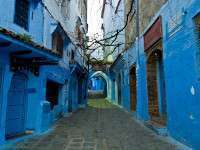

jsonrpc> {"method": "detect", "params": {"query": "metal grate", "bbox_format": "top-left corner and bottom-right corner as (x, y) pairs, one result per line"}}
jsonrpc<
(14, 0), (30, 30)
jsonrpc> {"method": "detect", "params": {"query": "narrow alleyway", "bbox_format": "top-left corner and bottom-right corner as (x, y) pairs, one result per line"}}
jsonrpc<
(0, 99), (180, 150)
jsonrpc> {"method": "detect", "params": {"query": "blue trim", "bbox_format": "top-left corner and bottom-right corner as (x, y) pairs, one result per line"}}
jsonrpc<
(0, 34), (59, 61)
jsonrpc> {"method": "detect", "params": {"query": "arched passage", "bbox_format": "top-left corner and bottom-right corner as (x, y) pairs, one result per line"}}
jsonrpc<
(88, 71), (111, 99)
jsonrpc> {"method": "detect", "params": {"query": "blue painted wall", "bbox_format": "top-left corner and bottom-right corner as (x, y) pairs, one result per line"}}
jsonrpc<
(0, 0), (44, 44)
(108, 0), (200, 149)
(0, 0), (88, 143)
(90, 77), (106, 91)
(0, 54), (13, 143)
(161, 1), (200, 149)
(109, 55), (130, 110)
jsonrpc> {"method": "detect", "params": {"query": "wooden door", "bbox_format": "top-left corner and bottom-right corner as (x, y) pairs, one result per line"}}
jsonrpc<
(130, 66), (137, 111)
(147, 51), (161, 117)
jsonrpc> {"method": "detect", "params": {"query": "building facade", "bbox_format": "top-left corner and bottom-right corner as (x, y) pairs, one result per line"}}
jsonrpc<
(100, 0), (200, 149)
(101, 0), (125, 62)
(0, 0), (88, 143)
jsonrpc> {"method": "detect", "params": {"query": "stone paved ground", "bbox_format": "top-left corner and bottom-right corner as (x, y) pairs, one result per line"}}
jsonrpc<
(1, 99), (181, 150)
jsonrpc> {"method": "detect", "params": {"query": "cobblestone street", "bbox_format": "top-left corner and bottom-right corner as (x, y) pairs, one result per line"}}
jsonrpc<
(1, 99), (181, 150)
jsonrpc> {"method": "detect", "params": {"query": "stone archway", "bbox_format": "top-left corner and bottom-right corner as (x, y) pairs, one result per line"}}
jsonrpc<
(89, 71), (111, 99)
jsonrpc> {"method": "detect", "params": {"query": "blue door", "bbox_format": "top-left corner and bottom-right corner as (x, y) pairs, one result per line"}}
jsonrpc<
(6, 73), (27, 138)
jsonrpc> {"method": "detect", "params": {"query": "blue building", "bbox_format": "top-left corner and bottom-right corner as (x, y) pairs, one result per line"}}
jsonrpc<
(101, 0), (200, 149)
(0, 0), (88, 144)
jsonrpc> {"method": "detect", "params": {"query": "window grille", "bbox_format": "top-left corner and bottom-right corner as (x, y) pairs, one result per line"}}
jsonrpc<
(14, 0), (30, 30)
(71, 50), (75, 60)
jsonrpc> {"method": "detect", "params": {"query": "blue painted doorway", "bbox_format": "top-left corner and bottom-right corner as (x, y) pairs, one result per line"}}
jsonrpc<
(6, 73), (27, 138)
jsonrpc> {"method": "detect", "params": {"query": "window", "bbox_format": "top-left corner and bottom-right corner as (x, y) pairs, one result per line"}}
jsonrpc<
(14, 0), (30, 30)
(61, 0), (70, 19)
(52, 32), (64, 55)
(46, 80), (60, 110)
(71, 50), (75, 60)
(61, 0), (67, 18)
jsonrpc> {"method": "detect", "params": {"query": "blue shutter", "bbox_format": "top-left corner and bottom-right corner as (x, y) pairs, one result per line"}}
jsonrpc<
(14, 0), (30, 30)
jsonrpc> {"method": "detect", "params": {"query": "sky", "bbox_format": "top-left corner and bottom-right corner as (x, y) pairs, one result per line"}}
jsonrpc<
(87, 0), (103, 38)
(87, 0), (104, 60)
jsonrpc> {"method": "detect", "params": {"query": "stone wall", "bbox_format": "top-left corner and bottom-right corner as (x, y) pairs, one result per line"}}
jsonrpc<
(139, 0), (166, 33)
(124, 0), (166, 49)
(125, 0), (137, 49)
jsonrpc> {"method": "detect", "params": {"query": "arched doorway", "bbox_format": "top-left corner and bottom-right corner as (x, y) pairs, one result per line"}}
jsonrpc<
(88, 71), (110, 99)
(88, 76), (107, 99)
(130, 66), (137, 111)
(146, 49), (167, 125)
(6, 72), (28, 138)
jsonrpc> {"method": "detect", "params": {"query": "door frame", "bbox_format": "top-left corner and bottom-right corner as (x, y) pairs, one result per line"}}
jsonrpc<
(146, 49), (162, 117)
(146, 45), (167, 125)
(129, 65), (137, 111)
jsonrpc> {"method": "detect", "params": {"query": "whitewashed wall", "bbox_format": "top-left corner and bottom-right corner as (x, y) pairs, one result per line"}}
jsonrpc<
(43, 0), (87, 66)
(103, 0), (125, 62)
